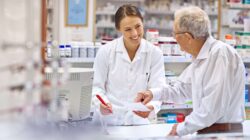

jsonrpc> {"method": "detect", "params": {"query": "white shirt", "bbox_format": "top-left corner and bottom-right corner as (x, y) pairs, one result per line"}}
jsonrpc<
(92, 37), (165, 125)
(153, 37), (246, 136)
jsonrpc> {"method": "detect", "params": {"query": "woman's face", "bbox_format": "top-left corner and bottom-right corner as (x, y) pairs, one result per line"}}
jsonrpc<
(118, 16), (144, 47)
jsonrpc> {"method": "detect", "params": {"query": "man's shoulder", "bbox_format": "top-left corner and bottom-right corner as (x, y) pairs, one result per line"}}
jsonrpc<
(209, 40), (241, 62)
(210, 40), (237, 54)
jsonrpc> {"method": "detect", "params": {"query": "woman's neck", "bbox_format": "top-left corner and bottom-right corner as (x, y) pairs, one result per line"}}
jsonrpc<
(124, 41), (140, 61)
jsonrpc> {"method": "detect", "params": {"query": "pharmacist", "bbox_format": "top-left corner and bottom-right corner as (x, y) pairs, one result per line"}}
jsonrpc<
(135, 6), (246, 136)
(92, 4), (165, 125)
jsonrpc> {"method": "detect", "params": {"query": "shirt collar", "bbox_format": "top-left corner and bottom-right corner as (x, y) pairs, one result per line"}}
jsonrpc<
(115, 36), (149, 53)
(196, 36), (216, 60)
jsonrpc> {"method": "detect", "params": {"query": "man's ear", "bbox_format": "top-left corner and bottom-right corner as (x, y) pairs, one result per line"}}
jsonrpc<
(185, 33), (193, 44)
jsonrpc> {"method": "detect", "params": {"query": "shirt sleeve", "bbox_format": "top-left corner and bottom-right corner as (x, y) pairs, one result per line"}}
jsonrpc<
(152, 64), (193, 103)
(177, 53), (231, 136)
(147, 47), (165, 114)
(92, 46), (110, 107)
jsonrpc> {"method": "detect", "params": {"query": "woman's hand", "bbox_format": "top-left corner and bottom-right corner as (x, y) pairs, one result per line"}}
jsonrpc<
(100, 103), (113, 115)
(133, 105), (154, 118)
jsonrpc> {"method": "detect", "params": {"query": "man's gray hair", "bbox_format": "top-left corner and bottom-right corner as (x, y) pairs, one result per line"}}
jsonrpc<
(174, 6), (211, 39)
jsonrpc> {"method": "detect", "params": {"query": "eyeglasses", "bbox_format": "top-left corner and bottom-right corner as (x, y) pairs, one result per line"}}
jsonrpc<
(172, 31), (194, 39)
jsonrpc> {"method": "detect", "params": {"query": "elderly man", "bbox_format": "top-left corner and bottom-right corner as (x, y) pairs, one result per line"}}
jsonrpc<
(135, 6), (246, 136)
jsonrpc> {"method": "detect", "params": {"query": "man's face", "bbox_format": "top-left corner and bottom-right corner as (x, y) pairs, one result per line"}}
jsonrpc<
(118, 16), (144, 47)
(173, 19), (191, 53)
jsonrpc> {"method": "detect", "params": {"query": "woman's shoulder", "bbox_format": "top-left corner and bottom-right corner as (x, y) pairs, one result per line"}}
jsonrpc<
(101, 37), (121, 50)
(98, 38), (120, 53)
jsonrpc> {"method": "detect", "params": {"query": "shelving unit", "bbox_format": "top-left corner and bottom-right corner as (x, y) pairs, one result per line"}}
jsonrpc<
(227, 3), (250, 9)
(95, 0), (221, 41)
(246, 102), (250, 107)
(220, 1), (250, 39)
(50, 56), (192, 63)
(41, 0), (59, 44)
(161, 104), (192, 110)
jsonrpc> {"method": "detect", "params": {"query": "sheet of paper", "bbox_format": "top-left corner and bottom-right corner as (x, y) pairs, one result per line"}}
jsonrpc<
(124, 102), (150, 112)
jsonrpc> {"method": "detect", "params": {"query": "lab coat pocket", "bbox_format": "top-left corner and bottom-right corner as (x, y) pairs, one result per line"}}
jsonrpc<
(135, 74), (148, 91)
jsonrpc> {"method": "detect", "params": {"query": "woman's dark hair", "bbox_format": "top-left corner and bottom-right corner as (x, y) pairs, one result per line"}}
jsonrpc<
(114, 4), (143, 29)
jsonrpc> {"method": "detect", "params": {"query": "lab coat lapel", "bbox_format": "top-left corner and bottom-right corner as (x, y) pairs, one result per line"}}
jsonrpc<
(116, 37), (131, 63)
(116, 37), (148, 63)
(132, 39), (148, 64)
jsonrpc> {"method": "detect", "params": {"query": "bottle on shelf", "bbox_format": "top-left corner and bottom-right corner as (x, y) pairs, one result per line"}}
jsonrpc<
(146, 29), (159, 46)
(59, 45), (65, 58)
(65, 45), (72, 58)
(47, 41), (52, 58)
(224, 34), (236, 47)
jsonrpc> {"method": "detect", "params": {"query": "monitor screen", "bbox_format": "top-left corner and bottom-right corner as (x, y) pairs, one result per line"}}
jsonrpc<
(45, 67), (94, 121)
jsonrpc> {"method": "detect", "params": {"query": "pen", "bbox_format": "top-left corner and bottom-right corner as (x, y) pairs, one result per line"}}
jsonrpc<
(146, 72), (150, 82)
(96, 94), (113, 113)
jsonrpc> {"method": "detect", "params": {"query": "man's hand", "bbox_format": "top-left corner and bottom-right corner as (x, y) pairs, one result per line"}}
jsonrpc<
(134, 90), (153, 105)
(168, 124), (178, 136)
(100, 103), (113, 115)
(133, 105), (154, 118)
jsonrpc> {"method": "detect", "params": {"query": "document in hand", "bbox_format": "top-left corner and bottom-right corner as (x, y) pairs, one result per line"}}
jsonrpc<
(124, 102), (150, 112)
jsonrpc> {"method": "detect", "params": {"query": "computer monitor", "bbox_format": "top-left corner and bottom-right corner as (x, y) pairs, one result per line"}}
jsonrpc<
(45, 67), (94, 121)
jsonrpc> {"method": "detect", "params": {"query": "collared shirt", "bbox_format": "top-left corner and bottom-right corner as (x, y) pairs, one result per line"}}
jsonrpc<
(153, 36), (246, 135)
(93, 36), (165, 125)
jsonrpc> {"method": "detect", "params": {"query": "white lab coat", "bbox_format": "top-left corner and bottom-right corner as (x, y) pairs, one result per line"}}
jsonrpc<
(92, 36), (165, 125)
(153, 36), (246, 136)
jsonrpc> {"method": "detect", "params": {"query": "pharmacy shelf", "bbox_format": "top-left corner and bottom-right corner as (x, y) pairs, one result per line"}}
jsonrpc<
(47, 24), (53, 29)
(229, 24), (244, 29)
(96, 24), (115, 28)
(48, 57), (192, 63)
(222, 24), (244, 29)
(65, 58), (95, 63)
(246, 102), (250, 107)
(227, 3), (250, 9)
(145, 25), (172, 31)
(46, 58), (95, 63)
(96, 11), (114, 15)
(243, 58), (250, 63)
(164, 56), (192, 63)
(47, 7), (53, 10)
(107, 0), (144, 2)
(145, 10), (174, 15)
(207, 12), (218, 16)
(145, 10), (217, 16)
(48, 57), (250, 64)
(161, 104), (193, 110)
(161, 103), (250, 110)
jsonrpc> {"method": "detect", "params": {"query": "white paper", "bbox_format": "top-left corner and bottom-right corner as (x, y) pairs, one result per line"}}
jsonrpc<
(124, 102), (150, 112)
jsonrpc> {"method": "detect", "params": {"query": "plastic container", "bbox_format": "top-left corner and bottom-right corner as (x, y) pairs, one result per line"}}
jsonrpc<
(158, 37), (172, 56)
(241, 32), (250, 46)
(146, 29), (159, 46)
(71, 43), (80, 58)
(65, 45), (72, 57)
(79, 43), (88, 58)
(243, 0), (250, 4)
(224, 34), (236, 47)
(47, 41), (52, 58)
(86, 42), (95, 58)
(176, 113), (185, 123)
(59, 45), (65, 58)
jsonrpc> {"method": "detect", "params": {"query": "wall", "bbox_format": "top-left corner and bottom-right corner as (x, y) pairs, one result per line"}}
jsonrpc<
(0, 0), (41, 45)
(58, 0), (95, 44)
